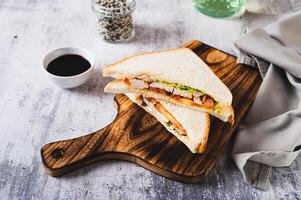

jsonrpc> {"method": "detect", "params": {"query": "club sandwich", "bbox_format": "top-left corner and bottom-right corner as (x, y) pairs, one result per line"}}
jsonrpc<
(103, 48), (234, 123)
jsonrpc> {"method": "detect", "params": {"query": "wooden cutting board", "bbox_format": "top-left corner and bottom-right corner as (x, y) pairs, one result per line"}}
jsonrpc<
(41, 40), (261, 183)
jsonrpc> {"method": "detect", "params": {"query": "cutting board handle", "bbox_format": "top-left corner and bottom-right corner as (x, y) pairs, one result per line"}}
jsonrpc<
(41, 129), (108, 176)
(40, 93), (129, 177)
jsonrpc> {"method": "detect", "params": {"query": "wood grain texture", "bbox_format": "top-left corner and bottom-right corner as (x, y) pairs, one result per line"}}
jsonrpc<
(41, 40), (262, 182)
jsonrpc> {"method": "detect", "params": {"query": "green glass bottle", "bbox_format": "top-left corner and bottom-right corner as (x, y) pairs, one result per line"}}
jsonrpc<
(192, 0), (245, 18)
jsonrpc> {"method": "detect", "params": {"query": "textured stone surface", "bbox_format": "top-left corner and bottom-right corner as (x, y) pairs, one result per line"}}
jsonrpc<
(0, 0), (300, 199)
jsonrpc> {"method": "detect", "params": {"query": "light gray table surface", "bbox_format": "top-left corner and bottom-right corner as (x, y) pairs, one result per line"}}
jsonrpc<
(0, 0), (301, 199)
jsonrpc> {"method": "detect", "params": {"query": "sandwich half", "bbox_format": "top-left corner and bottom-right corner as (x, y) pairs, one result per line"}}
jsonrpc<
(103, 48), (234, 124)
(125, 93), (210, 153)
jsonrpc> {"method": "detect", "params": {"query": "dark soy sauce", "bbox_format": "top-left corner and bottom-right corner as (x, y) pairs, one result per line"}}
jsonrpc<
(47, 54), (91, 76)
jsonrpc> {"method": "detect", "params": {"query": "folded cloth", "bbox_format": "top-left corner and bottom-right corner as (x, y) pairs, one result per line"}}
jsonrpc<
(232, 10), (301, 190)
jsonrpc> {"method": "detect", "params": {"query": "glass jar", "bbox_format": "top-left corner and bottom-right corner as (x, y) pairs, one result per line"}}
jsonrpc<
(192, 0), (245, 18)
(91, 0), (136, 43)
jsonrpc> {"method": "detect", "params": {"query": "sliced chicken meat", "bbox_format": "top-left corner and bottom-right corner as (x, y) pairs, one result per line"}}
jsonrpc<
(129, 79), (149, 89)
(124, 78), (216, 109)
(149, 82), (174, 93)
(145, 97), (187, 136)
(172, 88), (193, 99)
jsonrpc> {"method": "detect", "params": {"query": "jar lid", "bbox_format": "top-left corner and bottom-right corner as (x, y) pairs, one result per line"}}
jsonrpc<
(91, 0), (136, 18)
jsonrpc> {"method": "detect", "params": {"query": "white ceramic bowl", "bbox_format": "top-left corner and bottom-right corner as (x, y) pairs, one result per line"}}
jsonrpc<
(42, 47), (95, 89)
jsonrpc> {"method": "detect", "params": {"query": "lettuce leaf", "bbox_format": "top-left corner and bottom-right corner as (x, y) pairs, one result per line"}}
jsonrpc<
(165, 121), (172, 127)
(165, 121), (185, 138)
(160, 81), (203, 94)
(213, 103), (222, 114)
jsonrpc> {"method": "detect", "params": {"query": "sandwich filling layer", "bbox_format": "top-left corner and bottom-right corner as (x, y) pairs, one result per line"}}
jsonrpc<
(126, 93), (211, 153)
(124, 78), (219, 111)
(135, 96), (187, 137)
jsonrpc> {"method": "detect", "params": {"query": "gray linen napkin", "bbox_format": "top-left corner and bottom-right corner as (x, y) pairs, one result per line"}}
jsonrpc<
(231, 10), (301, 190)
